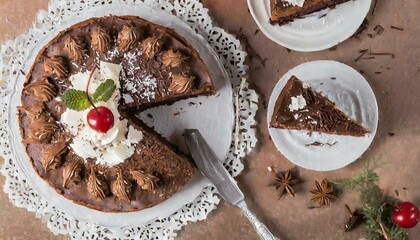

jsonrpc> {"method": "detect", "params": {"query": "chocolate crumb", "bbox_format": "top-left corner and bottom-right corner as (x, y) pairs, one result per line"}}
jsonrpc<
(395, 190), (399, 196)
(375, 71), (382, 74)
(388, 132), (395, 137)
(329, 46), (337, 51)
(147, 113), (153, 119)
(402, 187), (407, 190)
(285, 48), (291, 53)
(331, 77), (336, 80)
(254, 29), (260, 35)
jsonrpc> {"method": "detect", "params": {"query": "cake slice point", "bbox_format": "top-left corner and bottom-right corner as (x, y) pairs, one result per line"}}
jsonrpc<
(270, 0), (352, 25)
(270, 75), (369, 137)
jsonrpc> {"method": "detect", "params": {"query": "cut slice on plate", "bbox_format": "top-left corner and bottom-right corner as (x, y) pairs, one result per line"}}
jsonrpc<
(269, 0), (352, 25)
(270, 75), (369, 137)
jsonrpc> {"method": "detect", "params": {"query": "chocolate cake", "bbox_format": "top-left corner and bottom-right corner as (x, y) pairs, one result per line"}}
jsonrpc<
(270, 0), (353, 25)
(18, 16), (215, 212)
(270, 76), (369, 136)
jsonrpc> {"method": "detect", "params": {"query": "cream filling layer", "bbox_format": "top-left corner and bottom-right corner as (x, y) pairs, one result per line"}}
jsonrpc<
(61, 61), (143, 167)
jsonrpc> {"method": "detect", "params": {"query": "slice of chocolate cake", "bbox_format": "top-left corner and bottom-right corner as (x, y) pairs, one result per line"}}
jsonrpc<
(18, 16), (216, 212)
(270, 0), (353, 26)
(270, 76), (369, 136)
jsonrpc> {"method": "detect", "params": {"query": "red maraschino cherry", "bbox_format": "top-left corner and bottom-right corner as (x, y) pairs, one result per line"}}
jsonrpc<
(392, 202), (419, 228)
(87, 106), (114, 133)
(85, 66), (114, 133)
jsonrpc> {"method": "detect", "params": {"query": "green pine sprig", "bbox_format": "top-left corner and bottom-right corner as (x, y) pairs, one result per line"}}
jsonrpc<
(332, 159), (408, 240)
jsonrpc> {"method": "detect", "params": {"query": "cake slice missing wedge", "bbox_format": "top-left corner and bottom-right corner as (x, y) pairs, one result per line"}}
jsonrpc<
(270, 0), (352, 26)
(270, 76), (369, 137)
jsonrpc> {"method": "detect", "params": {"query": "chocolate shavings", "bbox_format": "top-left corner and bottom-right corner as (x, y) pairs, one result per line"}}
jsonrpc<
(391, 26), (404, 31)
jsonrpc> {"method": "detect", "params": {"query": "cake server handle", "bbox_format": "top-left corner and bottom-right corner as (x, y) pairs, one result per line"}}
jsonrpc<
(237, 200), (279, 240)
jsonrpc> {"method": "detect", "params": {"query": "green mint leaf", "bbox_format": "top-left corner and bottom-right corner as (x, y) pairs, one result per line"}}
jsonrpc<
(92, 79), (116, 103)
(61, 89), (91, 111)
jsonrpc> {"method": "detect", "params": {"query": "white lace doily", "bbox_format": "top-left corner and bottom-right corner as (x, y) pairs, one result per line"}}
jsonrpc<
(0, 0), (258, 239)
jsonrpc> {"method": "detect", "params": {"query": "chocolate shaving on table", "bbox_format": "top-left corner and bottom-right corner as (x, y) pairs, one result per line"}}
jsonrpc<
(354, 49), (368, 62)
(369, 51), (395, 58)
(391, 26), (404, 31)
(237, 27), (266, 68)
(355, 49), (395, 62)
(374, 25), (384, 35)
(352, 19), (369, 39)
(371, 0), (378, 16)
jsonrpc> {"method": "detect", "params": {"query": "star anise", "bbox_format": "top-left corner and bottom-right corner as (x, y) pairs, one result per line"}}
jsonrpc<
(270, 168), (301, 199)
(310, 179), (337, 207)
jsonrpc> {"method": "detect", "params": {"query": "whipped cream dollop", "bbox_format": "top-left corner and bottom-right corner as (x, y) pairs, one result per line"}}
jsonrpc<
(283, 0), (305, 7)
(289, 94), (307, 111)
(61, 61), (143, 167)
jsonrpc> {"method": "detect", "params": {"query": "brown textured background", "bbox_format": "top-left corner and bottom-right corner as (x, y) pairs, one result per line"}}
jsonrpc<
(0, 0), (419, 239)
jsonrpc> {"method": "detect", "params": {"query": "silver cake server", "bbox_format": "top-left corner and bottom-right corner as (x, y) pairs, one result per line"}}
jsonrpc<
(184, 129), (279, 240)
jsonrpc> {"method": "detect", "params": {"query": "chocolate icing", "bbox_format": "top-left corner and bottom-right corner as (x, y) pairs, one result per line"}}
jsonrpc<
(22, 76), (56, 102)
(41, 139), (67, 172)
(129, 170), (158, 192)
(141, 35), (163, 59)
(87, 166), (110, 200)
(64, 35), (86, 63)
(270, 0), (352, 25)
(91, 27), (111, 53)
(169, 73), (194, 94)
(18, 16), (211, 212)
(270, 76), (369, 136)
(19, 103), (59, 144)
(62, 157), (83, 188)
(161, 50), (188, 68)
(43, 56), (69, 79)
(117, 25), (140, 52)
(111, 170), (133, 201)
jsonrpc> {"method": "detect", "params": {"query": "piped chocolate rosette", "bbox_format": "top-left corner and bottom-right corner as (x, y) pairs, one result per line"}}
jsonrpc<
(18, 16), (215, 212)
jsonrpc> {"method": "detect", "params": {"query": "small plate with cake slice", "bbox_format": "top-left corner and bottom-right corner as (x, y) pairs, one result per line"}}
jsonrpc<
(267, 60), (378, 171)
(248, 0), (372, 52)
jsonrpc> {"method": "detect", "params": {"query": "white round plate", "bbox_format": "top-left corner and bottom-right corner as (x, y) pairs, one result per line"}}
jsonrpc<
(9, 4), (233, 227)
(248, 0), (372, 52)
(267, 60), (378, 171)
